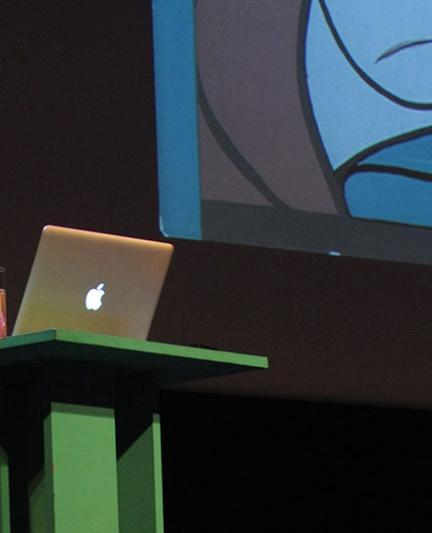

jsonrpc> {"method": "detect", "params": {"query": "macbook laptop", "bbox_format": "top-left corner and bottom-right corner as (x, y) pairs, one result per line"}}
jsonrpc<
(13, 225), (174, 340)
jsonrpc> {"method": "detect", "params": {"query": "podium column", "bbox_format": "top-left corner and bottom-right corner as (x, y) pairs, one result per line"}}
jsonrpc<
(39, 403), (119, 533)
(28, 362), (120, 533)
(0, 447), (10, 533)
(116, 374), (164, 533)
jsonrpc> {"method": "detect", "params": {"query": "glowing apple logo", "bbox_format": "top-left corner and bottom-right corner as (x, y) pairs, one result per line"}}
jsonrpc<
(85, 283), (105, 311)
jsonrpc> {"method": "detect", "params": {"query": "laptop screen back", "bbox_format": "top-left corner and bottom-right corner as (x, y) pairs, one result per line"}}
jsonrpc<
(13, 226), (173, 339)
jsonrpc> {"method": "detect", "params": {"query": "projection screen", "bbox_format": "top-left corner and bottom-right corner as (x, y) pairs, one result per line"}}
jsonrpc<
(153, 0), (432, 265)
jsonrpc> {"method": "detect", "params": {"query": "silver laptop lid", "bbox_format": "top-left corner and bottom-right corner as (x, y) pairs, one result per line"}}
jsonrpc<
(13, 225), (173, 339)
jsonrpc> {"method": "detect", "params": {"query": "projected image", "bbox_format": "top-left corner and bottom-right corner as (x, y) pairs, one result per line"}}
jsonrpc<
(307, 0), (432, 228)
(153, 0), (432, 264)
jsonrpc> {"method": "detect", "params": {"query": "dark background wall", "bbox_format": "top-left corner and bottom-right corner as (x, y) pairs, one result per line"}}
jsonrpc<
(2, 2), (432, 531)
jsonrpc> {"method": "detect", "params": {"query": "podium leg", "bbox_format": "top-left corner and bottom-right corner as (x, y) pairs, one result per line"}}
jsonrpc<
(0, 446), (10, 533)
(42, 403), (120, 533)
(116, 375), (164, 533)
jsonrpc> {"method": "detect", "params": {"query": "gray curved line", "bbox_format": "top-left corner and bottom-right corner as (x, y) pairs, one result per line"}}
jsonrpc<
(197, 74), (287, 208)
(376, 39), (432, 63)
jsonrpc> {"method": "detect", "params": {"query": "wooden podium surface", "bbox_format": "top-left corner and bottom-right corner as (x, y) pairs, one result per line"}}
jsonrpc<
(0, 330), (267, 533)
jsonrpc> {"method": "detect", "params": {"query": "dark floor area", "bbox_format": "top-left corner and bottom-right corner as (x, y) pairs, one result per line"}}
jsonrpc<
(161, 392), (432, 532)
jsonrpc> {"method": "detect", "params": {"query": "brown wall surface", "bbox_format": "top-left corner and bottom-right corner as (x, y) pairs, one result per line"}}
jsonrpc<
(2, 1), (432, 410)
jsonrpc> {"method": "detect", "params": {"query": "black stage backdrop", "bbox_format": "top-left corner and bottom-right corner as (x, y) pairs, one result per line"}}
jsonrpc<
(2, 2), (432, 531)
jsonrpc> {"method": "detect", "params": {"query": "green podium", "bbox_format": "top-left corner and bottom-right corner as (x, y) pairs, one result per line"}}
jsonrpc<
(0, 330), (267, 533)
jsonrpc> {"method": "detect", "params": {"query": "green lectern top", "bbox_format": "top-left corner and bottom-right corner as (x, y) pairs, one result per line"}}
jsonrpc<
(0, 329), (268, 385)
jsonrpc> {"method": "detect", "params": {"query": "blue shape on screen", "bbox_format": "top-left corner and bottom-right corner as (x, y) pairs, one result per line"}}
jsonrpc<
(345, 172), (432, 228)
(152, 0), (201, 239)
(306, 1), (432, 169)
(307, 2), (432, 230)
(363, 133), (432, 174)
